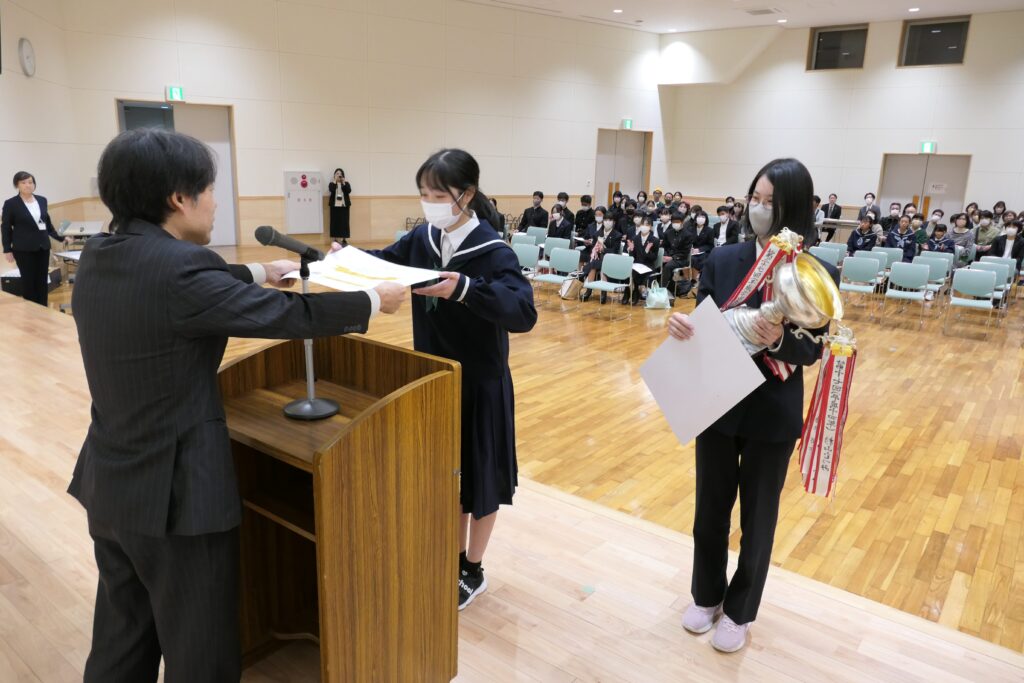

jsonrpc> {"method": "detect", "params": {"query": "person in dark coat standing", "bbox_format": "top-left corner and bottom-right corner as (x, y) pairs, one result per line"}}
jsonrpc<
(328, 168), (352, 246)
(2, 171), (69, 306)
(667, 158), (837, 655)
(69, 129), (406, 683)
(519, 191), (548, 230)
(368, 148), (537, 612)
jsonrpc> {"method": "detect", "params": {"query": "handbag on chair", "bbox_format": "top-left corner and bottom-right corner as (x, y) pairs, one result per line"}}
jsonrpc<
(559, 272), (584, 300)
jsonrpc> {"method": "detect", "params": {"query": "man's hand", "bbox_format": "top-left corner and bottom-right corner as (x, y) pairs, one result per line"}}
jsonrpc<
(264, 260), (299, 288)
(413, 272), (461, 300)
(374, 282), (407, 314)
(330, 241), (345, 253)
(4, 253), (13, 264)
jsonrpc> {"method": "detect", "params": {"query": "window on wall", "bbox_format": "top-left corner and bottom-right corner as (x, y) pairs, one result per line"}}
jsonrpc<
(900, 17), (970, 67)
(809, 26), (868, 70)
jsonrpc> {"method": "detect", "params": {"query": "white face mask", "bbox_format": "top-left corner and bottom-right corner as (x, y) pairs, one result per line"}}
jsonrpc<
(890, 209), (900, 216)
(719, 215), (729, 223)
(981, 219), (992, 227)
(421, 192), (465, 230)
(603, 220), (614, 230)
(726, 202), (734, 209)
(639, 226), (651, 235)
(930, 215), (940, 222)
(911, 220), (922, 228)
(1007, 228), (1018, 238)
(613, 197), (621, 203)
(696, 216), (706, 226)
(748, 201), (773, 236)
(594, 215), (604, 224)
(671, 222), (682, 229)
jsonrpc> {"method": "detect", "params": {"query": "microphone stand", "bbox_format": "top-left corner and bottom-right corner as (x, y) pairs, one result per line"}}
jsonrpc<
(284, 257), (340, 421)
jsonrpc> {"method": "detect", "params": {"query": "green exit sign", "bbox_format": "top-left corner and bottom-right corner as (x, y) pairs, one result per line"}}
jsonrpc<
(622, 118), (633, 130)
(165, 85), (185, 102)
(920, 140), (937, 154)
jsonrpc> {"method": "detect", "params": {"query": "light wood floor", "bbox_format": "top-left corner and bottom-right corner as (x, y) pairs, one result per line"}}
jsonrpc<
(0, 291), (1020, 681)
(23, 239), (1024, 659)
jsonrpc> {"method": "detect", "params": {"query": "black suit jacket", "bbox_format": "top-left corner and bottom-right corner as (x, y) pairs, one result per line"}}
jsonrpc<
(697, 241), (839, 442)
(548, 218), (573, 240)
(328, 181), (352, 207)
(68, 220), (373, 537)
(824, 204), (842, 220)
(713, 219), (740, 246)
(520, 206), (548, 229)
(687, 224), (716, 255)
(2, 195), (62, 252)
(628, 233), (661, 269)
(987, 235), (1024, 269)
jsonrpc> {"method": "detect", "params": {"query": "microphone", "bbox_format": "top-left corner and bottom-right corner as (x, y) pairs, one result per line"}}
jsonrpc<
(254, 225), (325, 261)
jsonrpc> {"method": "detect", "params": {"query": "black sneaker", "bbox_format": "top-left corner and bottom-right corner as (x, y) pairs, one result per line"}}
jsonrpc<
(458, 568), (487, 611)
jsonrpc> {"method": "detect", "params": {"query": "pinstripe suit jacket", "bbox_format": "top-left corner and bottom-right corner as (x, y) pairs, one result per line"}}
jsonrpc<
(68, 220), (372, 537)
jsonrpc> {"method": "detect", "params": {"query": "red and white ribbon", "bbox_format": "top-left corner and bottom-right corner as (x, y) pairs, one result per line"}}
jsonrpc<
(798, 339), (857, 497)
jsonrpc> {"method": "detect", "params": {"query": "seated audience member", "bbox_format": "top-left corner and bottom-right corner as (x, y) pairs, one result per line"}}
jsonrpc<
(925, 209), (945, 236)
(574, 194), (594, 241)
(880, 202), (903, 232)
(654, 207), (673, 239)
(618, 200), (639, 237)
(964, 201), (979, 218)
(968, 208), (983, 231)
(625, 216), (661, 304)
(1001, 210), (1017, 229)
(922, 223), (955, 254)
(652, 188), (664, 208)
(643, 198), (658, 217)
(823, 193), (842, 221)
(547, 204), (572, 239)
(608, 190), (625, 222)
(581, 215), (624, 303)
(812, 195), (825, 243)
(578, 206), (607, 265)
(490, 198), (506, 235)
(520, 191), (548, 229)
(731, 201), (745, 224)
(714, 206), (739, 247)
(987, 219), (1023, 270)
(660, 212), (693, 295)
(859, 192), (881, 222)
(724, 195), (736, 211)
(683, 209), (715, 288)
(848, 216), (878, 256)
(903, 202), (918, 219)
(975, 210), (1000, 257)
(913, 214), (930, 248)
(948, 213), (976, 267)
(556, 192), (574, 225)
(886, 215), (917, 262)
(993, 200), (1008, 227)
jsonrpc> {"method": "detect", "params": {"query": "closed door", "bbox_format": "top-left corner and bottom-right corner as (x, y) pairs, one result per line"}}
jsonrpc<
(595, 129), (649, 206)
(879, 154), (970, 219)
(172, 104), (239, 247)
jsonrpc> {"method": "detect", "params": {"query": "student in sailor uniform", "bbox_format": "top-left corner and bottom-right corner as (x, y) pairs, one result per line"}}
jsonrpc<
(368, 149), (537, 611)
(921, 223), (955, 254)
(885, 215), (917, 262)
(667, 158), (837, 655)
(847, 216), (878, 256)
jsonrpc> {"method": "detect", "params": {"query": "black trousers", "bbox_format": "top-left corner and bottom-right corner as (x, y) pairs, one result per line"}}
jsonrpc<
(691, 429), (793, 624)
(660, 258), (687, 288)
(84, 517), (241, 683)
(12, 249), (50, 306)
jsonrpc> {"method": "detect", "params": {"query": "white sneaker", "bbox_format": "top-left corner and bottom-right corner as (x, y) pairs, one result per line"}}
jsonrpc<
(681, 602), (722, 634)
(711, 615), (750, 653)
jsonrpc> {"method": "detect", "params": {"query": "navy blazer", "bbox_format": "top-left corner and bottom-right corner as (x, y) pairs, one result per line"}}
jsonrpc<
(68, 220), (374, 537)
(697, 241), (839, 442)
(2, 195), (62, 252)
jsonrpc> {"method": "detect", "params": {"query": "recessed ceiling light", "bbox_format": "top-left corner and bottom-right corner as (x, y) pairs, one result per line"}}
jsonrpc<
(613, 8), (623, 13)
(931, 29), (942, 33)
(668, 28), (677, 32)
(777, 19), (787, 23)
(909, 7), (920, 12)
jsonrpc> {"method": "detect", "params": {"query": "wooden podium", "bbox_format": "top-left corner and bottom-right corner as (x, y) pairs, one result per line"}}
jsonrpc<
(217, 335), (461, 682)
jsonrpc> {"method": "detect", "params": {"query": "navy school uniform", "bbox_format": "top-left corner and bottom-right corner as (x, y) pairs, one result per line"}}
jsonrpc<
(885, 228), (917, 262)
(547, 218), (573, 240)
(923, 235), (955, 254)
(847, 229), (877, 255)
(369, 220), (537, 519)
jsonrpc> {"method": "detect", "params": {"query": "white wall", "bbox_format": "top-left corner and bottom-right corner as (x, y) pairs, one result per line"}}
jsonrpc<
(660, 11), (1024, 210)
(1, 0), (666, 203)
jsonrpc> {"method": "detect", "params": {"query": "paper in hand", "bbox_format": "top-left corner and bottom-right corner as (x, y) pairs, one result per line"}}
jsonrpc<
(640, 298), (765, 446)
(283, 246), (441, 292)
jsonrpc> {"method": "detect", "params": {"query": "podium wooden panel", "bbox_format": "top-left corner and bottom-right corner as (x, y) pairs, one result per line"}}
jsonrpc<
(217, 335), (461, 682)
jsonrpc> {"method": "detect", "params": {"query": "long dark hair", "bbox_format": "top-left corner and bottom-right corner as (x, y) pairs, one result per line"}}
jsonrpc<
(333, 167), (345, 179)
(415, 149), (500, 228)
(744, 158), (815, 245)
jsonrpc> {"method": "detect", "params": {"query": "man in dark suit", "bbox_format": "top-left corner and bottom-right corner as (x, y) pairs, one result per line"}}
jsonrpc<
(519, 190), (548, 230)
(823, 193), (842, 220)
(68, 128), (406, 683)
(713, 206), (740, 247)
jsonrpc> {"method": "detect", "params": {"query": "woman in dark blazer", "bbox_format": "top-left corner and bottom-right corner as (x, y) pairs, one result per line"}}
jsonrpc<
(667, 158), (838, 654)
(2, 171), (66, 306)
(328, 168), (352, 245)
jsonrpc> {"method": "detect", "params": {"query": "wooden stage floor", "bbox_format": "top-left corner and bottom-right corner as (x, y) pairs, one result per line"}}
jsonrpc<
(1, 237), (1020, 679)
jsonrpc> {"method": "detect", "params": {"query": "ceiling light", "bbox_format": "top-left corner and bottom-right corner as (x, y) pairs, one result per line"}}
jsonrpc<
(909, 7), (920, 12)
(668, 28), (677, 32)
(777, 19), (787, 23)
(613, 8), (623, 13)
(931, 29), (942, 33)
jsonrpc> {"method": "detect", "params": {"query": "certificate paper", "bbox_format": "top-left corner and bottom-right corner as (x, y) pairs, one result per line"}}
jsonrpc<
(640, 299), (765, 446)
(284, 246), (440, 292)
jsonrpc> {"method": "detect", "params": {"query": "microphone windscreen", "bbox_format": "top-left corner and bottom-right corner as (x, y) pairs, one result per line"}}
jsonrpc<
(254, 225), (275, 246)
